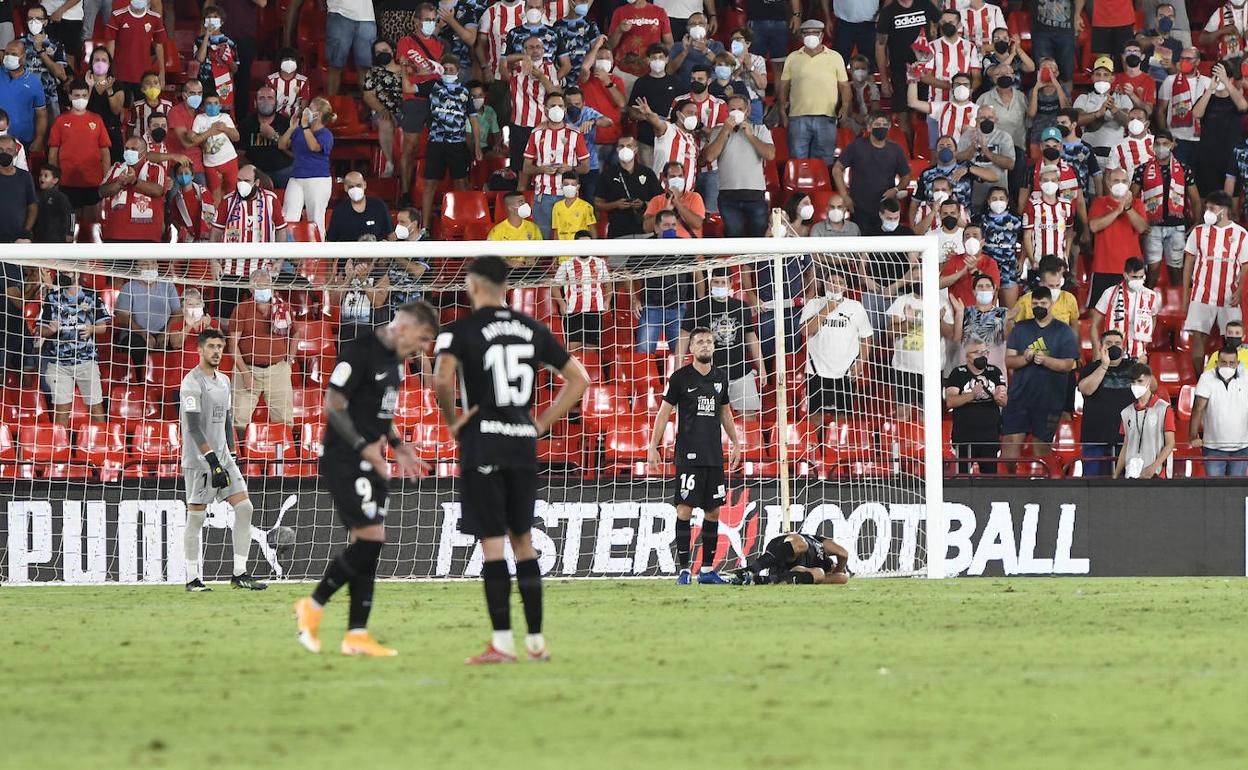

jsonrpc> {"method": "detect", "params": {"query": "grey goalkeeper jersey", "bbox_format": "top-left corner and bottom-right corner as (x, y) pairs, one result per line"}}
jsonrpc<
(180, 366), (233, 470)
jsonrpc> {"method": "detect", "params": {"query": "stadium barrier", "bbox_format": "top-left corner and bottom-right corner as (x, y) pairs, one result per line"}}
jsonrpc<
(3, 480), (1244, 582)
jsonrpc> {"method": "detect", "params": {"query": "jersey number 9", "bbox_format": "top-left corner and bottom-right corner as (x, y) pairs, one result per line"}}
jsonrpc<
(484, 343), (535, 407)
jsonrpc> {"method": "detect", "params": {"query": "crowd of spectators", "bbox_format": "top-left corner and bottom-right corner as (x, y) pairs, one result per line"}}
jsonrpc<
(0, 0), (1247, 480)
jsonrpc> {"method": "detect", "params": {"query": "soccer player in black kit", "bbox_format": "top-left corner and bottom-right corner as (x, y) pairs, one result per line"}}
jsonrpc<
(433, 256), (589, 664)
(647, 327), (742, 585)
(293, 301), (440, 657)
(732, 533), (851, 585)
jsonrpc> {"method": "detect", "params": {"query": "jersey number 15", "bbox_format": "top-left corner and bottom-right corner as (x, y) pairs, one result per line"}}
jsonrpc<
(484, 343), (535, 407)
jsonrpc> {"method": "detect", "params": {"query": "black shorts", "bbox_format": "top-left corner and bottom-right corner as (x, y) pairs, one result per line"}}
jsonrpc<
(807, 373), (856, 414)
(322, 456), (390, 530)
(1091, 25), (1134, 59)
(62, 185), (100, 209)
(400, 98), (429, 133)
(460, 464), (538, 538)
(563, 312), (602, 346)
(423, 140), (471, 180)
(672, 465), (726, 510)
(892, 369), (922, 405)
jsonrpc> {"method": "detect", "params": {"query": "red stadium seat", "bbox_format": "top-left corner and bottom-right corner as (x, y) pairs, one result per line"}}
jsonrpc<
(19, 423), (71, 463)
(244, 422), (295, 461)
(581, 383), (629, 435)
(1177, 384), (1196, 421)
(783, 159), (831, 193)
(769, 127), (788, 166)
(2, 385), (46, 424)
(393, 387), (438, 431)
(611, 351), (661, 395)
(132, 421), (182, 463)
(0, 422), (15, 462)
(108, 385), (161, 428)
(407, 421), (457, 463)
(299, 422), (326, 461)
(604, 414), (672, 475)
(75, 422), (129, 475)
(288, 221), (322, 241)
(438, 191), (493, 239)
(1152, 351), (1197, 388)
(292, 387), (324, 424)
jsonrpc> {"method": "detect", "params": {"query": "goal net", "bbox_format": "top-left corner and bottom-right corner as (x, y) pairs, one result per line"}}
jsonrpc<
(0, 231), (944, 584)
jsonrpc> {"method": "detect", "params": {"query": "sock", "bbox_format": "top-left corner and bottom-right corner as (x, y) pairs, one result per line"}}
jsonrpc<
(515, 557), (543, 635)
(525, 633), (545, 654)
(311, 541), (364, 606)
(183, 508), (207, 581)
(481, 559), (513, 647)
(347, 539), (383, 631)
(699, 519), (720, 571)
(231, 499), (254, 576)
(675, 518), (692, 569)
(492, 630), (516, 656)
(750, 538), (796, 575)
(780, 570), (815, 585)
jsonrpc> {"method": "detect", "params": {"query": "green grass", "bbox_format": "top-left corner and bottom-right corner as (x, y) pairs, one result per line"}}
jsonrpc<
(2, 578), (1246, 770)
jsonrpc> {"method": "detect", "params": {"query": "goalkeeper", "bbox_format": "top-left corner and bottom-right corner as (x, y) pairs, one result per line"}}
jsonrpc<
(732, 533), (850, 585)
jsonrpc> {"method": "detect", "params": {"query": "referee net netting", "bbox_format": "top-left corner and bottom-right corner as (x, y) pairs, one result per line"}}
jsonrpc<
(0, 231), (944, 583)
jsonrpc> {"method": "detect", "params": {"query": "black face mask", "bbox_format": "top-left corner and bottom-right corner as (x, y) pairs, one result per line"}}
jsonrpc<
(996, 75), (1014, 89)
(980, 119), (994, 134)
(567, 106), (582, 122)
(1225, 336), (1243, 350)
(1056, 124), (1072, 138)
(0, 152), (13, 168)
(940, 22), (957, 38)
(1124, 54), (1141, 69)
(150, 127), (166, 143)
(941, 215), (958, 230)
(689, 81), (707, 94)
(1107, 345), (1123, 361)
(972, 355), (988, 370)
(871, 126), (888, 141)
(1042, 146), (1061, 161)
(373, 51), (393, 67)
(993, 40), (1009, 55)
(1033, 306), (1050, 321)
(58, 273), (75, 288)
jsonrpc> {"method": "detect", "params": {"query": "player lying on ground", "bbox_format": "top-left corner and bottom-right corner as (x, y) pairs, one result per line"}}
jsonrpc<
(294, 301), (440, 657)
(180, 328), (267, 592)
(648, 327), (742, 584)
(732, 533), (851, 585)
(434, 256), (589, 664)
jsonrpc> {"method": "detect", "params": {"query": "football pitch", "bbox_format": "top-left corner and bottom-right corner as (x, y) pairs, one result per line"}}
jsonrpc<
(3, 578), (1245, 770)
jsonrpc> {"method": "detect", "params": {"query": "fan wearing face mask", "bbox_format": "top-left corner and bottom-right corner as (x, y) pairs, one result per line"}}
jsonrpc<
(1087, 167), (1148, 303)
(1020, 166), (1075, 271)
(975, 187), (1022, 306)
(945, 337), (1007, 475)
(940, 223), (1000, 304)
(554, 0), (603, 90)
(1105, 108), (1154, 180)
(831, 110), (911, 228)
(666, 12), (725, 87)
(128, 72), (171, 139)
(1181, 190), (1248, 376)
(501, 0), (559, 70)
(955, 104), (1015, 210)
(1133, 129), (1197, 288)
(777, 18), (850, 169)
(800, 271), (873, 426)
(1072, 57), (1134, 156)
(1192, 60), (1248, 198)
(810, 192), (862, 238)
(113, 258), (181, 381)
(702, 92), (775, 237)
(265, 47), (311, 118)
(607, 0), (676, 82)
(667, 65), (724, 211)
(98, 136), (167, 243)
(1190, 346), (1248, 476)
(192, 7), (239, 112)
(48, 80), (110, 226)
(907, 71), (979, 146)
(326, 172), (393, 242)
(636, 97), (699, 195)
(1089, 257), (1162, 363)
(237, 86), (293, 188)
(521, 91), (590, 238)
(1075, 329), (1139, 477)
(916, 9), (983, 147)
(102, 0), (167, 93)
(644, 159), (705, 237)
(1202, 319), (1248, 371)
(1113, 363), (1176, 479)
(1157, 47), (1212, 166)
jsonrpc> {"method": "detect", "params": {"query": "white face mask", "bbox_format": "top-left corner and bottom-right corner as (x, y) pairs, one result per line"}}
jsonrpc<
(1219, 366), (1238, 379)
(1093, 80), (1111, 94)
(595, 58), (612, 72)
(1127, 278), (1145, 292)
(616, 146), (635, 164)
(139, 268), (158, 281)
(1130, 383), (1150, 400)
(852, 69), (867, 82)
(1155, 144), (1172, 160)
(347, 186), (365, 202)
(546, 105), (565, 123)
(394, 224), (411, 240)
(472, 97), (485, 111)
(1040, 181), (1059, 197)
(562, 184), (578, 199)
(1205, 209), (1220, 225)
(975, 290), (994, 305)
(681, 115), (698, 131)
(952, 84), (971, 102)
(1127, 118), (1145, 136)
(803, 35), (822, 50)
(649, 58), (667, 75)
(963, 237), (981, 255)
(932, 190), (949, 205)
(710, 285), (730, 299)
(1111, 182), (1128, 198)
(516, 202), (532, 219)
(421, 19), (438, 36)
(280, 59), (297, 74)
(989, 199), (1008, 215)
(185, 306), (204, 322)
(881, 218), (899, 232)
(667, 177), (685, 193)
(688, 25), (706, 40)
(826, 290), (844, 302)
(524, 7), (543, 24)
(27, 19), (43, 35)
(71, 97), (89, 111)
(798, 204), (814, 221)
(236, 180), (254, 198)
(728, 109), (746, 125)
(827, 208), (845, 223)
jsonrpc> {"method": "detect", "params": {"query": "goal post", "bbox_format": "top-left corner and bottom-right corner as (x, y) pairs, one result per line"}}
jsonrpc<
(0, 229), (944, 583)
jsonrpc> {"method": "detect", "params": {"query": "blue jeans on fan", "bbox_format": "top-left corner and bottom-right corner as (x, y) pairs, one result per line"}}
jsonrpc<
(719, 196), (769, 238)
(833, 20), (878, 69)
(749, 19), (790, 61)
(788, 115), (838, 170)
(1081, 443), (1119, 477)
(1204, 447), (1248, 477)
(636, 306), (683, 354)
(1030, 25), (1076, 83)
(533, 193), (559, 239)
(695, 169), (719, 213)
(757, 305), (802, 363)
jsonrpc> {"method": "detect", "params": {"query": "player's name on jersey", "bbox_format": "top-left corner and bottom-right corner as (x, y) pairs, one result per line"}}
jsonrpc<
(482, 319), (535, 341)
(480, 419), (538, 437)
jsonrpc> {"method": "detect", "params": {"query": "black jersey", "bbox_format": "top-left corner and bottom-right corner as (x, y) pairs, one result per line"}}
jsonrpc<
(794, 535), (837, 572)
(435, 305), (570, 468)
(663, 363), (729, 468)
(322, 329), (403, 460)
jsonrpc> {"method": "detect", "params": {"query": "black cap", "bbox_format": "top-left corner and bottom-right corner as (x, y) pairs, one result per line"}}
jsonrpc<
(467, 255), (510, 285)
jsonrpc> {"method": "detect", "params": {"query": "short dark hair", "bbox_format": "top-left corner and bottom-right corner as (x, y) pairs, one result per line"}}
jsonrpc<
(1030, 286), (1053, 303)
(879, 197), (900, 214)
(1206, 190), (1233, 209)
(69, 79), (90, 94)
(396, 299), (439, 332)
(467, 255), (510, 286)
(1058, 107), (1079, 123)
(868, 110), (890, 126)
(1153, 128), (1174, 142)
(1218, 346), (1241, 359)
(198, 328), (226, 347)
(544, 90), (564, 105)
(689, 326), (715, 344)
(563, 86), (582, 98)
(1128, 362), (1153, 380)
(562, 170), (579, 183)
(41, 163), (61, 180)
(1124, 256), (1146, 274)
(646, 43), (668, 57)
(574, 229), (593, 239)
(691, 64), (712, 77)
(465, 78), (484, 91)
(1102, 328), (1124, 341)
(504, 191), (526, 205)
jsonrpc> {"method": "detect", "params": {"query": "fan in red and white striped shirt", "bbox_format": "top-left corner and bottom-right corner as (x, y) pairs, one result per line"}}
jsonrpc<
(959, 0), (1006, 49)
(524, 116), (590, 196)
(669, 89), (725, 170)
(907, 73), (977, 144)
(1183, 213), (1248, 307)
(1022, 184), (1074, 264)
(555, 255), (610, 314)
(927, 14), (982, 100)
(480, 0), (528, 80)
(1106, 112), (1155, 179)
(511, 55), (560, 128)
(266, 71), (310, 118)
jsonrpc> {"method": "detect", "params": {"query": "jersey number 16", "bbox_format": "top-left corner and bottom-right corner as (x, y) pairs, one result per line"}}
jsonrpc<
(484, 343), (534, 407)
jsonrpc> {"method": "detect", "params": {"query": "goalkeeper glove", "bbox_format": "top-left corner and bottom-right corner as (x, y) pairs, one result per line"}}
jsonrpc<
(204, 452), (230, 489)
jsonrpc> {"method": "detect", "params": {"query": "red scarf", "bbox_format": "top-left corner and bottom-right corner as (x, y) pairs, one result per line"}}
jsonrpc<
(1140, 157), (1186, 223)
(1169, 71), (1199, 133)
